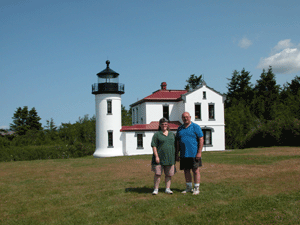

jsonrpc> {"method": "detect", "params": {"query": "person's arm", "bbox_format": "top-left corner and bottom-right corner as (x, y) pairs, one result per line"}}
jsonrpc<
(175, 140), (180, 161)
(196, 137), (204, 160)
(152, 146), (160, 164)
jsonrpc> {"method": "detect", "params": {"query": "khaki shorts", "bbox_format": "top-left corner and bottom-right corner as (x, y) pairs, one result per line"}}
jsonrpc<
(151, 165), (176, 176)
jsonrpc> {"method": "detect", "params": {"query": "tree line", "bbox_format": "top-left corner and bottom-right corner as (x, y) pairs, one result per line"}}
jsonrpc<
(187, 67), (300, 149)
(1, 107), (132, 148)
(1, 67), (299, 161)
(225, 67), (300, 149)
(0, 106), (131, 161)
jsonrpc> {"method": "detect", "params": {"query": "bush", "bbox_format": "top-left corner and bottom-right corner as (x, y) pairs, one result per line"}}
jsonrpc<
(0, 136), (11, 148)
(0, 143), (95, 162)
(243, 118), (300, 148)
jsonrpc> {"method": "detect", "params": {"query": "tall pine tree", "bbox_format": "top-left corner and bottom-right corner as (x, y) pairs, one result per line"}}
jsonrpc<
(226, 68), (253, 107)
(28, 107), (42, 131)
(252, 66), (280, 121)
(185, 74), (203, 91)
(10, 106), (42, 135)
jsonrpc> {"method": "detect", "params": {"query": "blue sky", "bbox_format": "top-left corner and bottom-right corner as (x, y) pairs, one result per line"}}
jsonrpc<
(1, 0), (300, 129)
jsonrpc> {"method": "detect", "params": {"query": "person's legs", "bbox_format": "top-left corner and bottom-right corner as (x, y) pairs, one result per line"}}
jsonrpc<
(165, 175), (171, 189)
(154, 174), (161, 189)
(152, 165), (162, 195)
(192, 167), (201, 195)
(164, 165), (174, 194)
(180, 158), (194, 194)
(164, 175), (173, 194)
(182, 169), (193, 193)
(184, 169), (192, 182)
(192, 168), (200, 184)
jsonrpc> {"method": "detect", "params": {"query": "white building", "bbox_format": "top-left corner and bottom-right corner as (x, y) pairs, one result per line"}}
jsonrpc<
(92, 61), (226, 157)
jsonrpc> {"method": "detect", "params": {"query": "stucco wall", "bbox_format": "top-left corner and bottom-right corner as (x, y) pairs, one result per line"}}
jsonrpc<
(144, 102), (179, 123)
(184, 86), (225, 126)
(94, 94), (123, 157)
(200, 125), (225, 151)
(122, 131), (154, 156)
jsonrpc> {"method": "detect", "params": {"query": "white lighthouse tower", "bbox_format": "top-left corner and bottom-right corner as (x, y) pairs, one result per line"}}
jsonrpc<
(92, 60), (125, 157)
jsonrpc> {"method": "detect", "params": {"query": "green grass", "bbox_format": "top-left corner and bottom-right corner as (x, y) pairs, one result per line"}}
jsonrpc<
(0, 147), (299, 224)
(204, 147), (300, 165)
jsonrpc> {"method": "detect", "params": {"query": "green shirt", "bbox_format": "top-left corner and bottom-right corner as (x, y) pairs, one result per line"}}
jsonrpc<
(151, 131), (176, 165)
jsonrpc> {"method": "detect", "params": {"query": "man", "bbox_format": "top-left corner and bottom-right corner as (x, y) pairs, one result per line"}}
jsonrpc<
(176, 112), (204, 195)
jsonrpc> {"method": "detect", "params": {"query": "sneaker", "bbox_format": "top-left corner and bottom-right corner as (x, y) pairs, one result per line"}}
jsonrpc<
(181, 187), (193, 194)
(152, 189), (158, 195)
(165, 189), (173, 194)
(193, 187), (200, 195)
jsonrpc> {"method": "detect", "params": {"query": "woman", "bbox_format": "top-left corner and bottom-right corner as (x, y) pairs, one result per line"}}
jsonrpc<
(151, 118), (176, 195)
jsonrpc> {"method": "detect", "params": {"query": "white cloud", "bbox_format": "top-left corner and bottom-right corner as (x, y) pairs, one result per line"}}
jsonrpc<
(272, 39), (293, 53)
(257, 39), (300, 74)
(238, 37), (252, 49)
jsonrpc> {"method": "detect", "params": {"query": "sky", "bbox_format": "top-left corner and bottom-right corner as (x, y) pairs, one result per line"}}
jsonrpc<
(1, 0), (300, 130)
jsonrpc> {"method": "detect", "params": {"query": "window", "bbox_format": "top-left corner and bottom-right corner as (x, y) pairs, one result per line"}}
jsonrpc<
(163, 105), (169, 120)
(203, 91), (206, 99)
(202, 129), (212, 145)
(135, 132), (144, 149)
(137, 133), (143, 148)
(107, 100), (112, 114)
(209, 104), (215, 120)
(132, 108), (135, 124)
(136, 108), (139, 124)
(195, 104), (201, 120)
(108, 131), (113, 147)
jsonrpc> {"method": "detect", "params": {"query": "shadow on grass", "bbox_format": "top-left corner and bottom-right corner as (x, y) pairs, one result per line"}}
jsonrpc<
(125, 187), (183, 194)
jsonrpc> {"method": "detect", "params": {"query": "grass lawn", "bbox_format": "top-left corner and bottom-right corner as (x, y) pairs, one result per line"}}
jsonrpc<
(0, 147), (299, 224)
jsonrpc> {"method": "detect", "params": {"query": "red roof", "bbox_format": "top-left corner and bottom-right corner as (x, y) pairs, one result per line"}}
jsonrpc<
(131, 89), (187, 107)
(120, 121), (182, 131)
(145, 90), (187, 100)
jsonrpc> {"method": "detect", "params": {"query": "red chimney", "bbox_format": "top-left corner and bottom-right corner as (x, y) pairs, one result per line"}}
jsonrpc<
(161, 82), (167, 90)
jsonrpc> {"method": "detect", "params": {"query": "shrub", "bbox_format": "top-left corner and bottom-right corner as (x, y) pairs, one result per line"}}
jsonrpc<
(243, 118), (300, 148)
(0, 143), (95, 162)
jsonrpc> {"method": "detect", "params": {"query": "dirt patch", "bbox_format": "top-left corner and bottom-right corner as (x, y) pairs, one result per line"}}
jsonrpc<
(245, 147), (300, 156)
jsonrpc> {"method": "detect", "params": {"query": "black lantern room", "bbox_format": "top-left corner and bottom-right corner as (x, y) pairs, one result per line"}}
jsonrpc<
(92, 60), (125, 95)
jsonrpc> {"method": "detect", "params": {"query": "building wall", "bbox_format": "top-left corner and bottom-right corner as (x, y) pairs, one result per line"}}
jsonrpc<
(183, 85), (225, 151)
(139, 103), (146, 124)
(144, 102), (179, 123)
(200, 125), (225, 151)
(184, 86), (224, 125)
(98, 85), (225, 158)
(121, 125), (224, 156)
(122, 131), (154, 156)
(176, 101), (186, 123)
(122, 130), (178, 156)
(94, 94), (123, 157)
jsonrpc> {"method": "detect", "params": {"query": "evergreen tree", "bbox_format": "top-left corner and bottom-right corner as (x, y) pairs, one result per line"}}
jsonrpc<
(252, 67), (280, 121)
(28, 107), (42, 131)
(10, 106), (42, 135)
(45, 118), (57, 132)
(226, 68), (253, 107)
(280, 76), (300, 120)
(122, 105), (132, 126)
(185, 74), (203, 91)
(44, 118), (58, 141)
(225, 101), (257, 149)
(286, 75), (300, 95)
(10, 106), (30, 135)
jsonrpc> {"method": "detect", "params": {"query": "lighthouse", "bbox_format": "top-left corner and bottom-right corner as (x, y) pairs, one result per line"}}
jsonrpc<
(92, 60), (125, 157)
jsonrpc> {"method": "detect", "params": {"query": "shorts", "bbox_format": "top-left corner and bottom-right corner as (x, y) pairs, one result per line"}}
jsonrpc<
(151, 165), (176, 176)
(180, 157), (202, 170)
